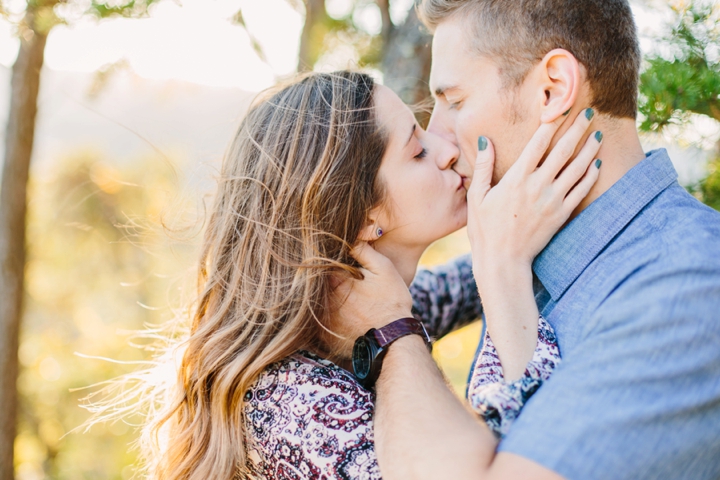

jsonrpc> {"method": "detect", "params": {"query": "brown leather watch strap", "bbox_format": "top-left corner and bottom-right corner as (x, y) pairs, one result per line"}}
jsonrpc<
(370, 317), (430, 349)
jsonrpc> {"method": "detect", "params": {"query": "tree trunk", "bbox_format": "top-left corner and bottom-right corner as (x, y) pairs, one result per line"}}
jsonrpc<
(297, 0), (327, 72)
(380, 2), (433, 124)
(376, 0), (394, 46)
(0, 8), (47, 479)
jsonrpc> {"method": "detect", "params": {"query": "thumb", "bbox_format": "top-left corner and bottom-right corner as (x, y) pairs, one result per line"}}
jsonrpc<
(468, 135), (496, 203)
(350, 241), (391, 274)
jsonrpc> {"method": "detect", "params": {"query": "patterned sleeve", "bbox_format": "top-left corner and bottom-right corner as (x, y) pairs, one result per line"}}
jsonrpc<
(467, 316), (561, 438)
(410, 253), (483, 339)
(243, 353), (382, 480)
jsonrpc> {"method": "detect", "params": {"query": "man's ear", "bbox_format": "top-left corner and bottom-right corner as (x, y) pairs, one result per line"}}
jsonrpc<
(538, 49), (581, 123)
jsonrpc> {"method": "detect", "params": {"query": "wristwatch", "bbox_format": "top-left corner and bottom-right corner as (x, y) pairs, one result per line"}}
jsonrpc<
(352, 317), (432, 389)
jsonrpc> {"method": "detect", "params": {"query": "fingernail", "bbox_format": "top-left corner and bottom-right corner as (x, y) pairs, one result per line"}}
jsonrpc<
(595, 131), (603, 143)
(595, 159), (602, 169)
(478, 136), (488, 151)
(563, 108), (571, 116)
(585, 108), (595, 120)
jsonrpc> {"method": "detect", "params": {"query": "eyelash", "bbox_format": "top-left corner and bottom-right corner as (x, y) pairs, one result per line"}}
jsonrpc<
(415, 148), (428, 159)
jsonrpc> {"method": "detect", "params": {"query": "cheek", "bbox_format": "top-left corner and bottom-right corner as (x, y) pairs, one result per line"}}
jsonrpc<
(385, 175), (433, 220)
(457, 109), (479, 145)
(454, 111), (480, 170)
(398, 171), (446, 218)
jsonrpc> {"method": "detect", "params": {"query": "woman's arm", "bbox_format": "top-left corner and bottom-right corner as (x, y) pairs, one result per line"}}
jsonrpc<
(475, 262), (538, 380)
(410, 253), (482, 339)
(468, 109), (602, 380)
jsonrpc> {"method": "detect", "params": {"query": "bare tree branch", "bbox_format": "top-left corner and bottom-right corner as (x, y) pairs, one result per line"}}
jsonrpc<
(298, 0), (327, 72)
(376, 0), (394, 46)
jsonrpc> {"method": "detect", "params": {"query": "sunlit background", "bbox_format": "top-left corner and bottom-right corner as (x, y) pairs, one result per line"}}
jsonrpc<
(0, 0), (718, 478)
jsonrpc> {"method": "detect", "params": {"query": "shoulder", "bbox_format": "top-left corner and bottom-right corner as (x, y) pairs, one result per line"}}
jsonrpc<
(244, 351), (379, 480)
(254, 350), (370, 392)
(245, 351), (375, 432)
(646, 183), (720, 257)
(410, 253), (478, 318)
(600, 184), (720, 300)
(576, 186), (720, 346)
(412, 253), (473, 281)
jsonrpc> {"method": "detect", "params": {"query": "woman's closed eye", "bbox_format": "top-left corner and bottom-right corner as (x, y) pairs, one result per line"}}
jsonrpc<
(414, 148), (428, 160)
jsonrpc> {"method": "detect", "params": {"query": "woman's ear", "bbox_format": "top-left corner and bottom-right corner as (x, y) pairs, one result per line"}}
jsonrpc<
(357, 207), (384, 242)
(538, 49), (581, 123)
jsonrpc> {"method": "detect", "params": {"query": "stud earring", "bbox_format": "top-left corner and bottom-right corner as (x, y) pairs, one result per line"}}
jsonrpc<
(376, 227), (383, 238)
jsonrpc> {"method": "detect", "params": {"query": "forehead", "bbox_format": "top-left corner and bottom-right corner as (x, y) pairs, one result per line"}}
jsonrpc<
(429, 17), (488, 95)
(373, 85), (414, 131)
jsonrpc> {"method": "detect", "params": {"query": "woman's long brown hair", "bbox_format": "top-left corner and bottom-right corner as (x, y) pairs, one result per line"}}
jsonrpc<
(135, 71), (388, 479)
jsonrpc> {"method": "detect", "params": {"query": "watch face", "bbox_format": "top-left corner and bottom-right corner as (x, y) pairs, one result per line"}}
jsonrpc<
(352, 337), (372, 380)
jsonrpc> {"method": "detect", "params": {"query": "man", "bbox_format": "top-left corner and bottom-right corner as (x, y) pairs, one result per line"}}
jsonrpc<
(336, 0), (720, 479)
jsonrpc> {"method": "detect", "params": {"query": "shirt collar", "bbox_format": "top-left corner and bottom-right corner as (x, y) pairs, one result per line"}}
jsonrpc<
(533, 148), (679, 301)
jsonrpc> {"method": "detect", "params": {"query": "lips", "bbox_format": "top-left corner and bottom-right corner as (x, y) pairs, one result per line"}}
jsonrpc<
(457, 174), (467, 191)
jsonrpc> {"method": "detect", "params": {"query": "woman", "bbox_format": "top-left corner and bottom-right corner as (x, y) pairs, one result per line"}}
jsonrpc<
(134, 71), (600, 479)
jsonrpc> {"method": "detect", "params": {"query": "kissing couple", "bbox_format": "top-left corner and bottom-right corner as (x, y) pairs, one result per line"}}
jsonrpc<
(130, 0), (720, 479)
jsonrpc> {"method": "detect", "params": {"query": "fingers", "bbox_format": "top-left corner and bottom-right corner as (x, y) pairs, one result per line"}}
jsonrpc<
(539, 108), (596, 180)
(563, 158), (601, 212)
(508, 122), (562, 176)
(554, 129), (603, 194)
(468, 136), (496, 204)
(488, 107), (577, 179)
(350, 241), (389, 275)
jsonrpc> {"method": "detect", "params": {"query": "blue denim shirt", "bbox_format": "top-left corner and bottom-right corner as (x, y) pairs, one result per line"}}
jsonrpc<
(497, 149), (720, 479)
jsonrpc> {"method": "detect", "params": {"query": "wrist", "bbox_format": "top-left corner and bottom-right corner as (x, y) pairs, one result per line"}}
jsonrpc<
(473, 257), (533, 296)
(352, 317), (430, 389)
(376, 308), (414, 329)
(378, 333), (432, 381)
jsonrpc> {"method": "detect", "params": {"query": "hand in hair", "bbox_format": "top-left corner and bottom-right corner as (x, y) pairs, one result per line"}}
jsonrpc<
(328, 242), (413, 356)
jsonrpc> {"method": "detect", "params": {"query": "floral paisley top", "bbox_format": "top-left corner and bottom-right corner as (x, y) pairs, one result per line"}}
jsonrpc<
(242, 254), (562, 479)
(467, 315), (561, 438)
(243, 351), (379, 479)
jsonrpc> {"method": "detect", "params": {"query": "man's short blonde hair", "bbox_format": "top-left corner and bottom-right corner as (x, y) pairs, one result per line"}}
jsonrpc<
(419, 0), (641, 119)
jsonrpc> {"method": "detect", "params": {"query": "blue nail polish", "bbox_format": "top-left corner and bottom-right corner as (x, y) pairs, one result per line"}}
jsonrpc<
(478, 136), (488, 151)
(585, 108), (595, 120)
(595, 159), (602, 169)
(595, 131), (603, 143)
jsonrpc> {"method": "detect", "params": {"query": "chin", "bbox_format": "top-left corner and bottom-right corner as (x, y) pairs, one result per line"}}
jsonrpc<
(437, 216), (467, 239)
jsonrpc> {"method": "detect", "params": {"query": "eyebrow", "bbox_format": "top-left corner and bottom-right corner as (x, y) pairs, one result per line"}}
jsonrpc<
(406, 124), (416, 146)
(433, 84), (459, 98)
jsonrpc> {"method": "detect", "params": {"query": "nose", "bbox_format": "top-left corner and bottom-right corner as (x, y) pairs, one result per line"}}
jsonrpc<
(427, 106), (457, 146)
(430, 133), (460, 171)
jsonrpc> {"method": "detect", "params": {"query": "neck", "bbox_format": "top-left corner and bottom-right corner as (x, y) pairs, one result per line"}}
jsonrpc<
(374, 240), (426, 287)
(563, 115), (646, 219)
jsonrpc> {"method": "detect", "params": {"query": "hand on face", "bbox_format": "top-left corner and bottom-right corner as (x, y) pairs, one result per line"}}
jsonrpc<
(467, 108), (602, 280)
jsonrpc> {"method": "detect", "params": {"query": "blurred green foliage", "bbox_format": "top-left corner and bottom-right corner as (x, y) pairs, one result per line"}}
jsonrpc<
(639, 1), (720, 132)
(696, 157), (720, 211)
(236, 0), (389, 71)
(88, 0), (163, 19)
(638, 0), (720, 211)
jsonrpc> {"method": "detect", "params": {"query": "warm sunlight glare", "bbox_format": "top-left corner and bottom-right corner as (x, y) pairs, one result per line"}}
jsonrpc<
(1, 0), (302, 91)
